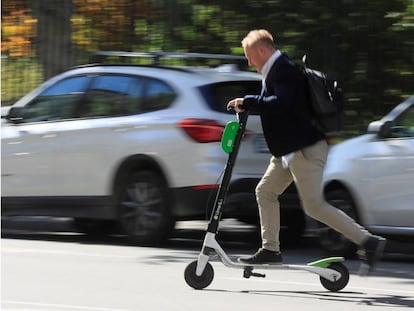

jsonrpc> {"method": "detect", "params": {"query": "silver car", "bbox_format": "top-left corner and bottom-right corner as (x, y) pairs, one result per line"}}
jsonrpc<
(1, 53), (305, 244)
(320, 95), (414, 255)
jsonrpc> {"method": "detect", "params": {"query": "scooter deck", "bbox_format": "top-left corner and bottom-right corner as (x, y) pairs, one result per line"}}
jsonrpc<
(225, 256), (344, 269)
(216, 255), (345, 274)
(221, 256), (343, 282)
(219, 256), (344, 270)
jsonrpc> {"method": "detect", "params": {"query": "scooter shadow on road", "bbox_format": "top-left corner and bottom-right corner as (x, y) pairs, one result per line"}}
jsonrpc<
(204, 288), (414, 308)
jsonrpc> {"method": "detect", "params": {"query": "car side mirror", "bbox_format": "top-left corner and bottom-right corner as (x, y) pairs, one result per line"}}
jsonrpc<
(6, 106), (26, 124)
(378, 121), (394, 139)
(367, 120), (394, 139)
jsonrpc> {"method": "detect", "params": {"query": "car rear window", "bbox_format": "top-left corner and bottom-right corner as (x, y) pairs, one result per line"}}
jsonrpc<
(199, 80), (261, 114)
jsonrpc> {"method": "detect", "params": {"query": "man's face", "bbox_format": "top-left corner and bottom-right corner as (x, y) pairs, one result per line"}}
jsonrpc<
(244, 44), (265, 73)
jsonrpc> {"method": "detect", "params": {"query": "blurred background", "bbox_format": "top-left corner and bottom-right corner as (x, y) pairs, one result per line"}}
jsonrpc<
(1, 0), (413, 136)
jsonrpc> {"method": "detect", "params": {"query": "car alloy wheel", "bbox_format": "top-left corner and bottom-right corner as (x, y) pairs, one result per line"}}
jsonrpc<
(117, 170), (174, 245)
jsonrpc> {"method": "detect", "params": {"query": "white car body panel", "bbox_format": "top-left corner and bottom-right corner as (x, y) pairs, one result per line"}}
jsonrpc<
(323, 96), (414, 236)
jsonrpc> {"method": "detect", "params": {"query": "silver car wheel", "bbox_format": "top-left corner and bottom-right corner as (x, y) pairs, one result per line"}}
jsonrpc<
(117, 170), (174, 245)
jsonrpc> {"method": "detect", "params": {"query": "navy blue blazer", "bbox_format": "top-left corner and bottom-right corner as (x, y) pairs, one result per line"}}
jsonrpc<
(243, 53), (324, 157)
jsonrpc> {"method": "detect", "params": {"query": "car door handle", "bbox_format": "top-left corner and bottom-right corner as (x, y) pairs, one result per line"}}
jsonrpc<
(42, 132), (57, 138)
(112, 123), (132, 132)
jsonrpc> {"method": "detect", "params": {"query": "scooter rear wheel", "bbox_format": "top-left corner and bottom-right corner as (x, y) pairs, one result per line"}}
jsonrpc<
(319, 262), (349, 292)
(184, 261), (214, 290)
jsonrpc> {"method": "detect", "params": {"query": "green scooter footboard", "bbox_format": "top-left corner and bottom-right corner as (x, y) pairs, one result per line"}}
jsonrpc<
(308, 257), (344, 268)
(221, 121), (240, 154)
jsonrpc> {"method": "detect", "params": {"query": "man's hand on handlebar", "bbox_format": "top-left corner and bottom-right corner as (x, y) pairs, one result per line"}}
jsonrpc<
(227, 98), (245, 113)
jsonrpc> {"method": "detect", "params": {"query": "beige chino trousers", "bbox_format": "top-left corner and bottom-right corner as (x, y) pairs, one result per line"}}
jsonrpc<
(256, 139), (370, 252)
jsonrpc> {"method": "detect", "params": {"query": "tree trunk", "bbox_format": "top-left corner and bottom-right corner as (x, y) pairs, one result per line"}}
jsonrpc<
(28, 0), (75, 80)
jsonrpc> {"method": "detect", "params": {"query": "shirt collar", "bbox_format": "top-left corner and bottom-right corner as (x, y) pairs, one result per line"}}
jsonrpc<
(261, 49), (282, 79)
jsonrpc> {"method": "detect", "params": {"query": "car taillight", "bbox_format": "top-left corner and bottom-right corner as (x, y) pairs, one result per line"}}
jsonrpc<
(192, 184), (219, 190)
(178, 118), (225, 143)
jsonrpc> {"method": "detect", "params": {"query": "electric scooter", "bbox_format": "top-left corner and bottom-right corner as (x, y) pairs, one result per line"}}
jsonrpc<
(184, 112), (350, 292)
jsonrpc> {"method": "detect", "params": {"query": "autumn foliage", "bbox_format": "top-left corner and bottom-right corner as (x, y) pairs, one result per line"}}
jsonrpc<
(1, 0), (37, 57)
(1, 0), (164, 57)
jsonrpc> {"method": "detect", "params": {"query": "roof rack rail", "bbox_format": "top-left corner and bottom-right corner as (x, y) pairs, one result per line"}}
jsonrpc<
(91, 51), (246, 68)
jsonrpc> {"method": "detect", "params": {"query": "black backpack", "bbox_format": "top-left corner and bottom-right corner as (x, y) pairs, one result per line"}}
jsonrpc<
(300, 55), (345, 134)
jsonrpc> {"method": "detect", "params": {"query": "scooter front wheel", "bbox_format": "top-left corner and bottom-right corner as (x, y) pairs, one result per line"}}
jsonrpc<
(184, 261), (214, 290)
(319, 262), (349, 292)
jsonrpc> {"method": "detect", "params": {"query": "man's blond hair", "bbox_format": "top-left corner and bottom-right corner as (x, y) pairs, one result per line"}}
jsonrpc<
(241, 29), (275, 49)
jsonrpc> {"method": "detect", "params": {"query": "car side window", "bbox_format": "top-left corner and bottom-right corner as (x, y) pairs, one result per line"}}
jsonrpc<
(78, 75), (145, 118)
(142, 78), (176, 112)
(198, 81), (261, 115)
(20, 76), (90, 123)
(391, 105), (414, 138)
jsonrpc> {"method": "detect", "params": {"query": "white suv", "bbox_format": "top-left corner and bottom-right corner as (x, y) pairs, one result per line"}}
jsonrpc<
(320, 95), (414, 255)
(1, 54), (304, 244)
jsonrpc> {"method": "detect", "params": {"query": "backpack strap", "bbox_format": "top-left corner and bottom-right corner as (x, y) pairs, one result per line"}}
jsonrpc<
(302, 54), (308, 69)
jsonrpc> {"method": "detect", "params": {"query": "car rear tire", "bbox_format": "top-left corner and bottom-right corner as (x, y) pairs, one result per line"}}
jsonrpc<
(116, 170), (175, 245)
(319, 189), (358, 257)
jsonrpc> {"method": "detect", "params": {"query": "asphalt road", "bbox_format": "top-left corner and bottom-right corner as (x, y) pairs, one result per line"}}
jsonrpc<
(1, 217), (414, 310)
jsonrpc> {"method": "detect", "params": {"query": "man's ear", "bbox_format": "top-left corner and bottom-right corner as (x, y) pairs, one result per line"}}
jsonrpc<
(258, 44), (270, 58)
(257, 45), (266, 56)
